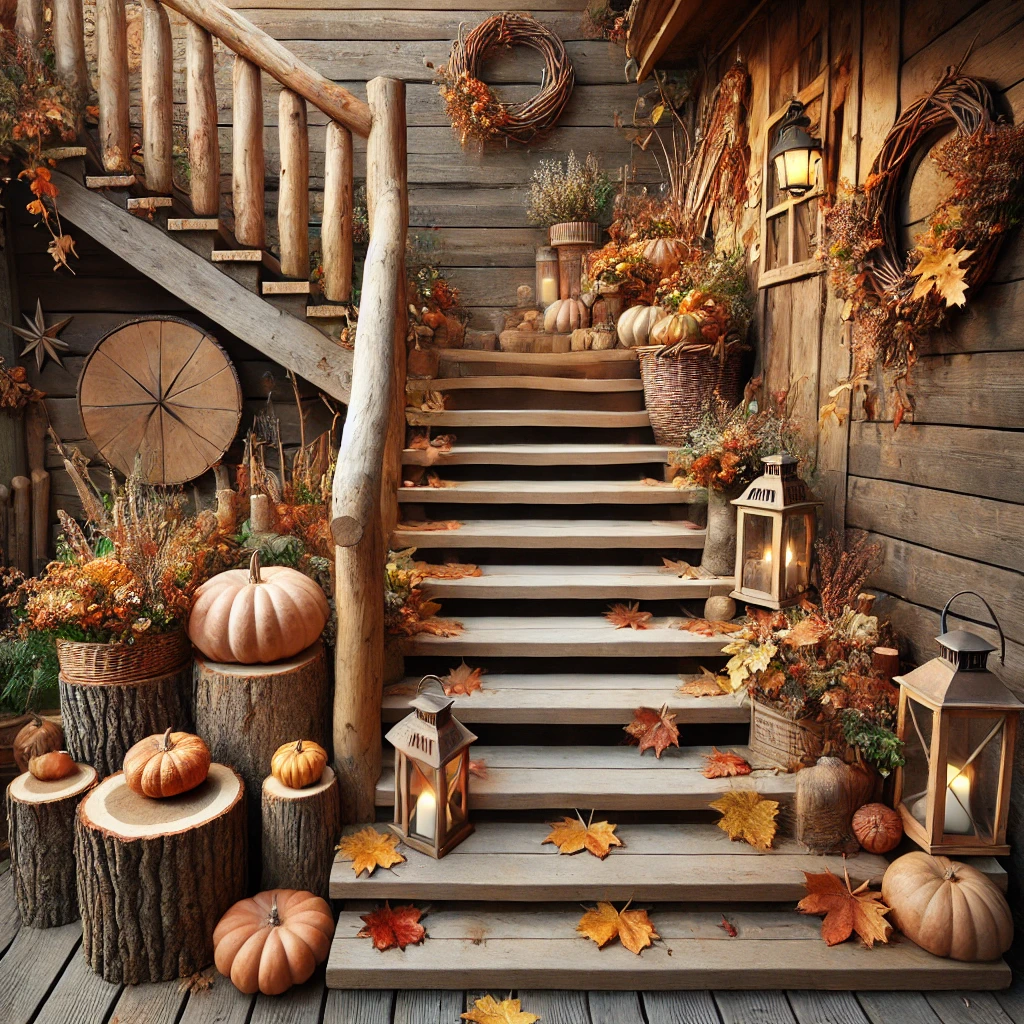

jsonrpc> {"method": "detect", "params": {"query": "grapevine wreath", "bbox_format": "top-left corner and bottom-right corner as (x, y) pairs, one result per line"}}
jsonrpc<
(437, 13), (574, 146)
(823, 69), (1024, 426)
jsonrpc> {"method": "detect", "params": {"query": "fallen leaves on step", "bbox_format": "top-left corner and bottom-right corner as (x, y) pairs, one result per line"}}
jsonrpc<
(679, 617), (744, 637)
(469, 758), (488, 778)
(797, 865), (892, 948)
(678, 666), (731, 697)
(577, 901), (658, 955)
(392, 591), (464, 637)
(442, 660), (485, 696)
(604, 602), (653, 630)
(407, 388), (449, 412)
(358, 903), (426, 951)
(624, 705), (680, 758)
(702, 747), (752, 779)
(719, 915), (738, 937)
(426, 472), (457, 488)
(710, 790), (779, 850)
(461, 994), (540, 1024)
(660, 557), (701, 579)
(398, 519), (463, 532)
(408, 431), (456, 454)
(335, 827), (406, 878)
(641, 477), (671, 487)
(412, 561), (482, 580)
(543, 812), (622, 859)
(178, 971), (214, 994)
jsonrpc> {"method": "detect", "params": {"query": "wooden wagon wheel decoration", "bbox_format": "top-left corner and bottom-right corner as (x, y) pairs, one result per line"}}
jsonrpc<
(78, 318), (242, 485)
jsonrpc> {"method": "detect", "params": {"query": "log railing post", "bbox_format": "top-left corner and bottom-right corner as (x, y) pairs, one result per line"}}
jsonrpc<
(52, 0), (89, 107)
(15, 0), (43, 44)
(232, 57), (266, 249)
(332, 77), (406, 823)
(141, 0), (174, 194)
(186, 21), (221, 217)
(96, 0), (131, 173)
(322, 122), (354, 302)
(278, 89), (310, 279)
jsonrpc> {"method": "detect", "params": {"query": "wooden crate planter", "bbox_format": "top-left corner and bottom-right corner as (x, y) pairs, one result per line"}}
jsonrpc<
(749, 699), (824, 767)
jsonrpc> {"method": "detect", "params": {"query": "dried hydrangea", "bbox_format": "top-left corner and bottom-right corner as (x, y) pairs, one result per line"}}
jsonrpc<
(525, 151), (616, 227)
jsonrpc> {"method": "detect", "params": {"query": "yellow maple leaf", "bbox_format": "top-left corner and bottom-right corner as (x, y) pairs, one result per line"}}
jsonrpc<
(543, 812), (622, 859)
(678, 666), (731, 697)
(335, 827), (406, 877)
(577, 901), (658, 955)
(710, 790), (779, 850)
(462, 994), (539, 1024)
(909, 246), (973, 306)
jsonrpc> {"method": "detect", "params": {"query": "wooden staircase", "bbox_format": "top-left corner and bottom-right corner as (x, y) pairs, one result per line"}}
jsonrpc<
(326, 348), (1012, 991)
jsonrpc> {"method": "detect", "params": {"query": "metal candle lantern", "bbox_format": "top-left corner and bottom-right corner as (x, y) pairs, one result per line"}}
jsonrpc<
(536, 246), (559, 307)
(893, 591), (1021, 857)
(730, 453), (820, 610)
(385, 675), (477, 858)
(769, 99), (823, 197)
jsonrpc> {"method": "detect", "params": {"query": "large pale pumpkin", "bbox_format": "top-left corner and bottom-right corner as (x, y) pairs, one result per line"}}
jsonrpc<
(123, 727), (212, 798)
(643, 236), (687, 274)
(616, 305), (667, 348)
(214, 889), (335, 995)
(882, 851), (1013, 961)
(543, 298), (589, 334)
(189, 551), (329, 664)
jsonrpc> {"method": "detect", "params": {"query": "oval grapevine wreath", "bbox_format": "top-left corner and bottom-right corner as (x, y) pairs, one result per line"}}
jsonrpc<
(823, 70), (1024, 426)
(437, 13), (574, 146)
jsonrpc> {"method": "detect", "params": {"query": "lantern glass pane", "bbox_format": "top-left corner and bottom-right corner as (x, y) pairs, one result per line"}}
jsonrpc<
(783, 148), (811, 191)
(773, 152), (789, 193)
(944, 713), (1005, 842)
(740, 513), (774, 594)
(445, 749), (469, 831)
(408, 758), (438, 843)
(782, 511), (814, 601)
(903, 697), (933, 827)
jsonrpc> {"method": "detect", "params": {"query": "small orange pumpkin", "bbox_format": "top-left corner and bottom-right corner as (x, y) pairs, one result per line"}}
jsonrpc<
(422, 310), (445, 330)
(213, 889), (335, 995)
(123, 727), (212, 798)
(852, 802), (903, 854)
(14, 714), (64, 772)
(28, 750), (77, 781)
(270, 739), (328, 789)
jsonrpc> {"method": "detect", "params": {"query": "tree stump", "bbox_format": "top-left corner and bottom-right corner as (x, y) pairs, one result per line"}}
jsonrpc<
(261, 767), (341, 899)
(76, 762), (246, 983)
(7, 763), (97, 927)
(59, 667), (194, 777)
(194, 642), (330, 881)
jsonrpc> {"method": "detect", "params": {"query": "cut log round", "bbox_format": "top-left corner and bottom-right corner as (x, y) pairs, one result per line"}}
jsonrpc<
(76, 762), (246, 983)
(59, 666), (194, 778)
(7, 763), (97, 927)
(78, 317), (242, 485)
(261, 767), (341, 899)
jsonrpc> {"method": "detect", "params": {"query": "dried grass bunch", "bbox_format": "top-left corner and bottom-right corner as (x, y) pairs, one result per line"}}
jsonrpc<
(526, 151), (616, 228)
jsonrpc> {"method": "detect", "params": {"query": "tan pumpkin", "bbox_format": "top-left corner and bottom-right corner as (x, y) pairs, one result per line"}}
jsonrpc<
(852, 802), (903, 854)
(642, 236), (687, 274)
(543, 298), (590, 334)
(188, 551), (329, 664)
(123, 727), (212, 799)
(649, 312), (702, 348)
(270, 739), (328, 789)
(213, 889), (335, 995)
(13, 714), (64, 772)
(616, 305), (667, 348)
(882, 852), (1013, 961)
(28, 750), (78, 781)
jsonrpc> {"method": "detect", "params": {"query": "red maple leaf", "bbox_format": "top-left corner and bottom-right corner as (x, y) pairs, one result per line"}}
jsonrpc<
(623, 705), (679, 758)
(358, 903), (426, 951)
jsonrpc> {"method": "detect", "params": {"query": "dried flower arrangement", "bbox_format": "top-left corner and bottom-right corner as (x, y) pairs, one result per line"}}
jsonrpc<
(0, 355), (43, 411)
(583, 239), (660, 305)
(526, 151), (616, 228)
(384, 547), (463, 639)
(821, 71), (1024, 426)
(655, 246), (753, 337)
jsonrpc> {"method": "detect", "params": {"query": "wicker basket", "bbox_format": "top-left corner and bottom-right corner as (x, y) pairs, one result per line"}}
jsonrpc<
(749, 699), (825, 768)
(636, 342), (745, 446)
(57, 630), (191, 685)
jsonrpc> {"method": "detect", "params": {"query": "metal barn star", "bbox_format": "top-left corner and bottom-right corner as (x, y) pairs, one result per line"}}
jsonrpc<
(8, 300), (72, 372)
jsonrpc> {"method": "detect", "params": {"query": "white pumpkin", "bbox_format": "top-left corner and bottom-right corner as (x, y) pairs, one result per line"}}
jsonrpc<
(616, 305), (667, 348)
(543, 298), (590, 334)
(643, 237), (687, 274)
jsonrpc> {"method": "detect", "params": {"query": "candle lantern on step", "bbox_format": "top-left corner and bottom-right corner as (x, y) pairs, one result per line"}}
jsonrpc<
(730, 453), (820, 610)
(892, 591), (1021, 857)
(536, 247), (560, 307)
(385, 675), (477, 858)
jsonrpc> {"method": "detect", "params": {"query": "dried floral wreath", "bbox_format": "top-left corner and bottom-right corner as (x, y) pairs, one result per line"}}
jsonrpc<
(822, 70), (1024, 427)
(437, 14), (574, 146)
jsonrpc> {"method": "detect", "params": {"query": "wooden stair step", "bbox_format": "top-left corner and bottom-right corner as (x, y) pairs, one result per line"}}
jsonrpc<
(126, 196), (172, 210)
(438, 348), (640, 380)
(375, 745), (786, 810)
(85, 174), (135, 188)
(403, 443), (669, 467)
(406, 409), (650, 428)
(401, 616), (735, 658)
(211, 249), (263, 262)
(383, 672), (745, 724)
(326, 900), (1011, 991)
(419, 565), (733, 601)
(425, 376), (644, 392)
(41, 145), (88, 160)
(398, 480), (698, 504)
(393, 518), (706, 549)
(262, 280), (315, 295)
(167, 217), (220, 231)
(306, 304), (352, 319)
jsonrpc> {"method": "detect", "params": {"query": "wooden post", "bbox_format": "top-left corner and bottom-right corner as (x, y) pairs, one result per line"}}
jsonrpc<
(0, 484), (9, 567)
(10, 475), (30, 575)
(331, 77), (406, 823)
(52, 0), (89, 106)
(29, 468), (49, 572)
(322, 121), (354, 302)
(96, 0), (131, 173)
(140, 0), (174, 194)
(232, 56), (265, 249)
(186, 21), (221, 217)
(278, 88), (310, 279)
(15, 0), (43, 43)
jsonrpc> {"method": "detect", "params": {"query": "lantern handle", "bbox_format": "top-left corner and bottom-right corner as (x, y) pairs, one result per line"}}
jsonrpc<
(416, 674), (448, 697)
(941, 591), (1005, 665)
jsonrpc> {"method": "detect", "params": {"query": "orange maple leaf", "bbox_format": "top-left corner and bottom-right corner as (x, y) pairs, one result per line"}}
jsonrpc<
(679, 617), (743, 637)
(797, 866), (892, 948)
(335, 827), (406, 877)
(469, 758), (488, 778)
(397, 519), (463, 532)
(678, 666), (730, 697)
(624, 705), (679, 758)
(543, 812), (622, 859)
(426, 471), (457, 489)
(577, 901), (658, 955)
(702, 747), (752, 779)
(605, 602), (653, 630)
(442, 660), (485, 696)
(412, 561), (482, 580)
(357, 902), (426, 951)
(660, 557), (701, 579)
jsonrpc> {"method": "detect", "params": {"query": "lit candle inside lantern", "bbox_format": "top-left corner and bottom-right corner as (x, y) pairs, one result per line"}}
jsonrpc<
(785, 545), (793, 567)
(912, 764), (972, 835)
(540, 276), (558, 305)
(414, 787), (437, 838)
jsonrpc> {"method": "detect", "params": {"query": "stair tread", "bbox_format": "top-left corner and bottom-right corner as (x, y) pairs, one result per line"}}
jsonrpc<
(326, 900), (1010, 990)
(393, 518), (706, 549)
(403, 443), (669, 466)
(375, 744), (786, 809)
(211, 249), (263, 262)
(407, 409), (651, 427)
(399, 479), (698, 504)
(425, 376), (644, 392)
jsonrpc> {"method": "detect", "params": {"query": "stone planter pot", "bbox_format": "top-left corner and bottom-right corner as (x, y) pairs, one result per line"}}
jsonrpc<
(700, 483), (743, 578)
(549, 221), (601, 299)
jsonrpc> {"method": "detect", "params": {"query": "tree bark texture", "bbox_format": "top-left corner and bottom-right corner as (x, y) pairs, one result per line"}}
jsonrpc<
(76, 763), (246, 983)
(700, 484), (741, 578)
(260, 768), (341, 899)
(59, 667), (194, 778)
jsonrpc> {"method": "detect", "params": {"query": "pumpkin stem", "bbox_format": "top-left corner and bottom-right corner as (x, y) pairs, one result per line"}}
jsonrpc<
(161, 727), (174, 751)
(30, 713), (42, 727)
(296, 739), (303, 753)
(944, 865), (959, 882)
(268, 894), (281, 927)
(248, 550), (262, 585)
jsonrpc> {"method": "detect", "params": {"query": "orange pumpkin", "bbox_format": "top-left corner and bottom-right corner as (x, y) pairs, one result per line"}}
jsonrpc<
(188, 551), (330, 664)
(123, 727), (212, 799)
(270, 739), (328, 789)
(28, 750), (77, 781)
(422, 310), (445, 330)
(213, 889), (335, 995)
(852, 802), (903, 854)
(14, 714), (64, 772)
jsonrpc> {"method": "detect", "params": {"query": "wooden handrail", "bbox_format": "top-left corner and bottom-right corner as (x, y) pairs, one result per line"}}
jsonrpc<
(159, 0), (372, 138)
